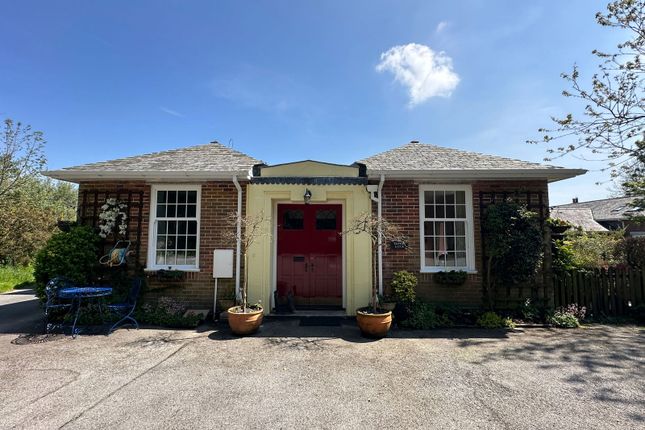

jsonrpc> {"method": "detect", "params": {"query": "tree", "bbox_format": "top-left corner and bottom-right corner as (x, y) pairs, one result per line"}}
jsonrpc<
(341, 212), (406, 313)
(223, 211), (268, 312)
(0, 119), (46, 199)
(530, 1), (645, 191)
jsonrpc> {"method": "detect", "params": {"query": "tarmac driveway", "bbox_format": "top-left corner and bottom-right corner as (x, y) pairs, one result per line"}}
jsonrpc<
(0, 300), (643, 429)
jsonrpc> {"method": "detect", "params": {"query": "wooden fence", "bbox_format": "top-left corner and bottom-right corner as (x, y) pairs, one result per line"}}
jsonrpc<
(554, 268), (645, 317)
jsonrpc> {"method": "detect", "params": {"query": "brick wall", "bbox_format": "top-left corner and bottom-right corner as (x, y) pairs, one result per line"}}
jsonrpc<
(78, 181), (246, 309)
(376, 179), (549, 307)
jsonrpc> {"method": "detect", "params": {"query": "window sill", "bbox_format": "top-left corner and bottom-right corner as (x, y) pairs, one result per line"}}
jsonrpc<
(144, 267), (201, 272)
(420, 268), (478, 274)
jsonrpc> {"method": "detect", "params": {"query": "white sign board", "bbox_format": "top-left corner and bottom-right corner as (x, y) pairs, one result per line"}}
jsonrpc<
(213, 249), (234, 278)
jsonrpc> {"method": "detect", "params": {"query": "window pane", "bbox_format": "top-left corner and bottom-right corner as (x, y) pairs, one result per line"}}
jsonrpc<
(168, 191), (177, 203)
(157, 221), (167, 234)
(186, 251), (196, 266)
(156, 204), (166, 218)
(177, 205), (186, 218)
(445, 191), (455, 204)
(166, 235), (176, 249)
(425, 253), (435, 266)
(446, 205), (455, 218)
(424, 237), (434, 251)
(157, 191), (167, 203)
(166, 251), (176, 266)
(425, 205), (435, 218)
(456, 237), (466, 251)
(456, 252), (467, 267)
(435, 221), (446, 237)
(424, 221), (434, 235)
(456, 191), (465, 204)
(188, 221), (197, 235)
(435, 236), (447, 254)
(166, 205), (176, 217)
(178, 191), (187, 203)
(156, 251), (166, 265)
(444, 252), (456, 267)
(156, 236), (166, 250)
(456, 205), (466, 218)
(436, 205), (445, 218)
(445, 221), (454, 235)
(187, 205), (196, 218)
(316, 209), (337, 230)
(283, 209), (304, 230)
(168, 221), (177, 234)
(176, 252), (186, 265)
(424, 191), (434, 204)
(178, 221), (187, 235)
(177, 236), (186, 250)
(435, 191), (445, 204)
(187, 191), (197, 204)
(446, 237), (455, 251)
(187, 235), (197, 250)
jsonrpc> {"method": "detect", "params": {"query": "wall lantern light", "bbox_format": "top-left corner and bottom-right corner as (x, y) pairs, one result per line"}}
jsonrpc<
(304, 188), (312, 204)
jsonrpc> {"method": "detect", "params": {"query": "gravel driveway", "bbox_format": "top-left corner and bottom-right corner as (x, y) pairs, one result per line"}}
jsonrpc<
(0, 317), (643, 429)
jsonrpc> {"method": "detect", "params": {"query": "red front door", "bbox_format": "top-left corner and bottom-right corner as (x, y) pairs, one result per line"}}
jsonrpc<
(277, 204), (342, 307)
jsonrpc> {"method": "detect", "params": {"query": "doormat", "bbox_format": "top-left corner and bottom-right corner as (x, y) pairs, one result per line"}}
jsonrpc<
(299, 317), (342, 327)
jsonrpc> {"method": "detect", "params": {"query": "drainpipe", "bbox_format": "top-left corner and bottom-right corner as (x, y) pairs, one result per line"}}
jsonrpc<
(232, 176), (242, 300)
(368, 175), (386, 295)
(377, 174), (385, 295)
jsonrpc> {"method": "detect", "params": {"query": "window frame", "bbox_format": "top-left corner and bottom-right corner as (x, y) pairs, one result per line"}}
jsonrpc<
(418, 184), (476, 273)
(146, 184), (201, 271)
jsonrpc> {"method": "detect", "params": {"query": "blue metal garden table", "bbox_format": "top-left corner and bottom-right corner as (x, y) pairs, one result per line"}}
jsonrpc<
(58, 286), (113, 337)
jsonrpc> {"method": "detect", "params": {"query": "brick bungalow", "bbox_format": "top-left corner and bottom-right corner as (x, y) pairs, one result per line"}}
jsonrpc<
(45, 141), (585, 314)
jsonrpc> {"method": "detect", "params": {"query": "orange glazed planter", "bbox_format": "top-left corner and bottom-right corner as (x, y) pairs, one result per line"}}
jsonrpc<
(356, 309), (392, 338)
(227, 306), (264, 335)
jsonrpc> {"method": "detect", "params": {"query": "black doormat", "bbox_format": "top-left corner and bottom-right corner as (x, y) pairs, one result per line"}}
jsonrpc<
(299, 317), (342, 327)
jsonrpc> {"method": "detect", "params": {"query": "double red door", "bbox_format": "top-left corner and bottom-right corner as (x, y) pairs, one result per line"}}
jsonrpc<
(277, 204), (342, 307)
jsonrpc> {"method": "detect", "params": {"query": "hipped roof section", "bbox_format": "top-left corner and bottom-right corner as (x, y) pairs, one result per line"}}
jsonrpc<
(44, 140), (586, 183)
(358, 142), (586, 182)
(44, 142), (262, 182)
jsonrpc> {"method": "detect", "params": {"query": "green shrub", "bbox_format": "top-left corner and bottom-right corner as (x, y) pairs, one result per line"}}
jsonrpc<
(135, 297), (201, 328)
(615, 237), (645, 268)
(33, 225), (100, 301)
(477, 311), (515, 329)
(390, 270), (417, 304)
(562, 230), (623, 269)
(0, 264), (35, 293)
(399, 301), (452, 329)
(628, 303), (645, 324)
(517, 298), (542, 322)
(548, 310), (580, 328)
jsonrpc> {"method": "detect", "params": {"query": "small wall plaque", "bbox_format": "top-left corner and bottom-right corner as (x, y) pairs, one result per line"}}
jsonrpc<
(390, 240), (408, 250)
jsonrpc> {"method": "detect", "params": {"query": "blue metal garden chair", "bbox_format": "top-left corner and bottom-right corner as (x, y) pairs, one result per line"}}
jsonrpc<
(43, 277), (75, 333)
(107, 278), (142, 333)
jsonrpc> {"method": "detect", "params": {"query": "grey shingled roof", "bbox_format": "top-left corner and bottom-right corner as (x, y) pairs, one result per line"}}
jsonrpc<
(358, 142), (585, 181)
(554, 196), (644, 221)
(45, 142), (262, 182)
(549, 208), (608, 231)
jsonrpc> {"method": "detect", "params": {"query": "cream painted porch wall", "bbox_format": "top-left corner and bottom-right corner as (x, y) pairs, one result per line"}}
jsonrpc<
(245, 184), (372, 315)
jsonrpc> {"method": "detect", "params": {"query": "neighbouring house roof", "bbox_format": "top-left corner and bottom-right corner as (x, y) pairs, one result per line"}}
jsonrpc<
(44, 142), (262, 182)
(549, 208), (608, 232)
(554, 196), (644, 221)
(358, 141), (586, 182)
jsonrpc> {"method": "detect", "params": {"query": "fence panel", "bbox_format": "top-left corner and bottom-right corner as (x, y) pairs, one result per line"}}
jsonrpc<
(554, 267), (644, 317)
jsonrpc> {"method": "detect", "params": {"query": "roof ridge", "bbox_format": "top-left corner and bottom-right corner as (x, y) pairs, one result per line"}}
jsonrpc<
(554, 195), (635, 206)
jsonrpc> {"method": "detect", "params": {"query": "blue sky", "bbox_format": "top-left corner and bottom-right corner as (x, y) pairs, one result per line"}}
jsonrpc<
(0, 1), (620, 204)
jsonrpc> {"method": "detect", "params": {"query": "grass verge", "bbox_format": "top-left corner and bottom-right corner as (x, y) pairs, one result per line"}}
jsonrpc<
(0, 265), (36, 293)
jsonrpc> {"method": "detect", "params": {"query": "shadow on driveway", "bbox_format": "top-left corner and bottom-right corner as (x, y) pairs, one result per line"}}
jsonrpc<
(0, 289), (42, 335)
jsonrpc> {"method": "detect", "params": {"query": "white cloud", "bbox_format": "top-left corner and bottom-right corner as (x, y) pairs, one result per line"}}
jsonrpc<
(435, 21), (449, 33)
(376, 43), (460, 107)
(160, 107), (184, 117)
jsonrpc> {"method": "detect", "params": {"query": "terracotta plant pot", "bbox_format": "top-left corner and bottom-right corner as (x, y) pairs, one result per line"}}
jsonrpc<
(227, 306), (264, 335)
(356, 308), (392, 338)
